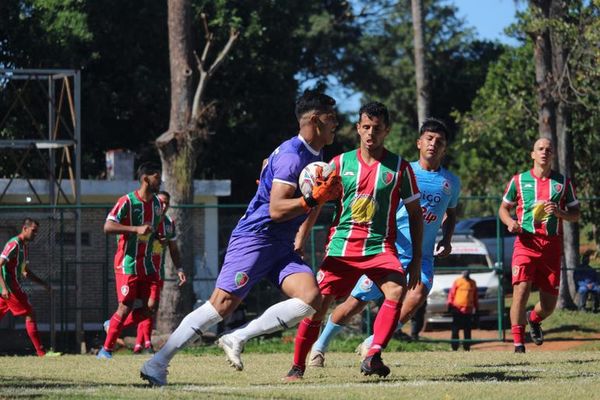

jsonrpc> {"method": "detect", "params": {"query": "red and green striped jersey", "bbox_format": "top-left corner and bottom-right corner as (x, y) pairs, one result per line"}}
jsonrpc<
(0, 236), (27, 293)
(107, 191), (163, 276)
(502, 169), (578, 236)
(151, 215), (177, 280)
(326, 149), (420, 257)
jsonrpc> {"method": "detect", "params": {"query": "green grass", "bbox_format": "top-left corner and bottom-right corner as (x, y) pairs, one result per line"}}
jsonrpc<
(1, 351), (600, 399)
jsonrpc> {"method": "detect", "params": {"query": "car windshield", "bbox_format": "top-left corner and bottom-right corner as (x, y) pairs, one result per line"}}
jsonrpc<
(434, 254), (490, 274)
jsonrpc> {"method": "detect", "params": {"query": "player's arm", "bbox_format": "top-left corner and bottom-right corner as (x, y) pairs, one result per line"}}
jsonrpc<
(104, 220), (151, 236)
(22, 265), (51, 291)
(436, 207), (457, 258)
(294, 205), (322, 258)
(269, 182), (314, 222)
(498, 201), (522, 233)
(167, 241), (187, 286)
(546, 203), (580, 222)
(0, 258), (8, 299)
(405, 198), (424, 289)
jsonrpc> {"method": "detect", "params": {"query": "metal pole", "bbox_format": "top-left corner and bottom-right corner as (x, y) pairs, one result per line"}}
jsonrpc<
(48, 77), (57, 351)
(74, 71), (84, 353)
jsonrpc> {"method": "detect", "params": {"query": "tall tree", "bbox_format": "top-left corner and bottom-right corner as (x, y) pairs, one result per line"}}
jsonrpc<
(411, 0), (430, 125)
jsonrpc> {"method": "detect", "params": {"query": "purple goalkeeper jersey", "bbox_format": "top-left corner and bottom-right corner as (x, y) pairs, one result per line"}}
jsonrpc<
(232, 135), (322, 244)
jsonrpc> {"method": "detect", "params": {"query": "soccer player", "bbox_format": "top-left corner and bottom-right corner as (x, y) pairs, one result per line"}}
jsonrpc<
(140, 89), (342, 386)
(97, 163), (164, 359)
(0, 218), (51, 356)
(307, 118), (460, 367)
(285, 101), (423, 380)
(499, 137), (580, 353)
(131, 190), (187, 353)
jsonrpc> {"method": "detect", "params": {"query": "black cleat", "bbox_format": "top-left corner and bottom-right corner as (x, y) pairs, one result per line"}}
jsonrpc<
(283, 365), (305, 382)
(527, 311), (544, 345)
(514, 345), (526, 353)
(360, 352), (390, 377)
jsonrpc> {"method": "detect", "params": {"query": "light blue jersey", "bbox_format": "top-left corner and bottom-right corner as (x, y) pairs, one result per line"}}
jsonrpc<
(351, 160), (460, 300)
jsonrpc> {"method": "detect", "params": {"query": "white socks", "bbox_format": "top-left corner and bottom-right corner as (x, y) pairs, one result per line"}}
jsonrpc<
(230, 298), (315, 342)
(154, 301), (222, 365)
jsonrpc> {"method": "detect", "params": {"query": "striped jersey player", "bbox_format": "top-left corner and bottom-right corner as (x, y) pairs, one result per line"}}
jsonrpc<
(499, 137), (580, 353)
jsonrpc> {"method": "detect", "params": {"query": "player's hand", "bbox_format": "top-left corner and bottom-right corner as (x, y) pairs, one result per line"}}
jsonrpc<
(507, 220), (522, 234)
(434, 240), (452, 258)
(1, 288), (8, 299)
(406, 257), (422, 290)
(544, 201), (559, 216)
(177, 270), (187, 286)
(294, 246), (305, 259)
(136, 225), (152, 235)
(311, 168), (342, 203)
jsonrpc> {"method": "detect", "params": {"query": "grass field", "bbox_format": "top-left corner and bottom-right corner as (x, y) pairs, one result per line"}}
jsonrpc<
(2, 350), (600, 399)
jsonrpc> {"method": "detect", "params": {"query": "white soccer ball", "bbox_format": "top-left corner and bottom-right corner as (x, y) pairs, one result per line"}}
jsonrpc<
(298, 161), (333, 197)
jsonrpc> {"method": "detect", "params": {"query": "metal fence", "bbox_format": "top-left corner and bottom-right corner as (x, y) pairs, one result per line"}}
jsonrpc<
(0, 196), (597, 353)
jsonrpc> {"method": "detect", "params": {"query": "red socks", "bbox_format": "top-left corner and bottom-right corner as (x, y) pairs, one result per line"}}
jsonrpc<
(122, 308), (147, 328)
(511, 324), (525, 346)
(25, 319), (45, 356)
(103, 313), (124, 351)
(529, 309), (543, 324)
(135, 318), (153, 349)
(293, 318), (321, 368)
(367, 299), (401, 357)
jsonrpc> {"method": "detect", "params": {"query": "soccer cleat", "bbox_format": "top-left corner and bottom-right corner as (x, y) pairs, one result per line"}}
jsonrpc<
(140, 358), (168, 387)
(355, 340), (370, 360)
(133, 344), (143, 354)
(527, 311), (544, 345)
(43, 350), (62, 357)
(283, 365), (305, 382)
(514, 345), (526, 353)
(217, 334), (245, 371)
(308, 350), (325, 367)
(360, 352), (391, 378)
(96, 347), (113, 360)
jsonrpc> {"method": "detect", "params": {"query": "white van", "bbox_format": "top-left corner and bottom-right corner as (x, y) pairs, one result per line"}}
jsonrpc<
(424, 234), (500, 327)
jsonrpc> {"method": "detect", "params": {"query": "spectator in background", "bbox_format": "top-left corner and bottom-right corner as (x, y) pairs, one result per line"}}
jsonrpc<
(447, 270), (478, 351)
(575, 251), (599, 312)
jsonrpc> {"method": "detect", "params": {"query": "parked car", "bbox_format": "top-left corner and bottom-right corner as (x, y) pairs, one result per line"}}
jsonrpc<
(424, 234), (501, 328)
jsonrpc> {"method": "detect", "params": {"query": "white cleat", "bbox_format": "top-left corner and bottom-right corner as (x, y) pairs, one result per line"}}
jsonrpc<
(308, 350), (325, 367)
(140, 357), (168, 387)
(218, 334), (245, 371)
(355, 340), (370, 360)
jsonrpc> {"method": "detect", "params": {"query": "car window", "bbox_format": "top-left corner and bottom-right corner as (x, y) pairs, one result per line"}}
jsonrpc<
(472, 219), (517, 238)
(434, 254), (490, 274)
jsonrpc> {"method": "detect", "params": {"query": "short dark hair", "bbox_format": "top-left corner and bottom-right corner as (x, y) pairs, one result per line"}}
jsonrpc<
(358, 102), (390, 127)
(137, 162), (161, 181)
(157, 190), (171, 200)
(419, 118), (449, 139)
(295, 89), (336, 121)
(22, 217), (39, 227)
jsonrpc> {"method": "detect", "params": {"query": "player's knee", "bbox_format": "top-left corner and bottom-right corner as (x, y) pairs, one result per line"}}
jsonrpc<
(300, 287), (322, 312)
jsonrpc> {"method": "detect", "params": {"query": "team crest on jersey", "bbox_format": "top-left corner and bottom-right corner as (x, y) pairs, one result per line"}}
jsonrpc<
(316, 270), (325, 284)
(359, 277), (373, 292)
(554, 183), (563, 193)
(512, 266), (521, 277)
(442, 180), (451, 195)
(234, 272), (249, 288)
(121, 285), (129, 296)
(382, 171), (394, 185)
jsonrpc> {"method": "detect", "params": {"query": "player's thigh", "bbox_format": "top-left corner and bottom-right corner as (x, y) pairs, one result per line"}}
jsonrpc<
(317, 257), (365, 301)
(280, 271), (321, 308)
(115, 273), (140, 305)
(7, 290), (33, 317)
(215, 235), (284, 300)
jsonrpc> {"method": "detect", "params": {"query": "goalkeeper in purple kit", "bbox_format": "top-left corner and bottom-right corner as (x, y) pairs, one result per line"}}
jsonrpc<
(140, 89), (342, 386)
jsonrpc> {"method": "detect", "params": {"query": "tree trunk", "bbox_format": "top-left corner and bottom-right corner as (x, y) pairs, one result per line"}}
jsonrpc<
(550, 0), (578, 309)
(411, 0), (429, 125)
(156, 0), (197, 333)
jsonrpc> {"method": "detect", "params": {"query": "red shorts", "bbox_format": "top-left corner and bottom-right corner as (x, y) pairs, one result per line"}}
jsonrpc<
(0, 288), (33, 317)
(317, 252), (404, 300)
(115, 273), (161, 303)
(511, 233), (562, 295)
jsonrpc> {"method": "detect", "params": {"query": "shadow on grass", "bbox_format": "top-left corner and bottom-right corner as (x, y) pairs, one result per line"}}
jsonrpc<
(543, 324), (599, 335)
(456, 371), (536, 382)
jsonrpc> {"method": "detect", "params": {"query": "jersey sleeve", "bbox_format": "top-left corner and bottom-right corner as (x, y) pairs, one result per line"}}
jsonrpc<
(271, 152), (303, 188)
(107, 196), (130, 224)
(448, 175), (461, 209)
(398, 160), (420, 203)
(564, 178), (579, 207)
(0, 241), (17, 261)
(502, 176), (518, 205)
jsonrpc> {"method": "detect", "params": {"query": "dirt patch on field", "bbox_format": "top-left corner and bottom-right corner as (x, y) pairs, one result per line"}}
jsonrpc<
(420, 328), (600, 351)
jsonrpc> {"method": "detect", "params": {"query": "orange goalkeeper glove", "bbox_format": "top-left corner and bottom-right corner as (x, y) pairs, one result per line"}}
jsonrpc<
(301, 167), (342, 210)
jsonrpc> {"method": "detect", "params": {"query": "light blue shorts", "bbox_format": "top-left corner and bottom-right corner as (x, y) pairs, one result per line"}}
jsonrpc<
(349, 258), (434, 302)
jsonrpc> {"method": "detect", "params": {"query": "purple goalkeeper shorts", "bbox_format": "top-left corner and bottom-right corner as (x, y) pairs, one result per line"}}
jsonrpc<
(215, 234), (314, 299)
